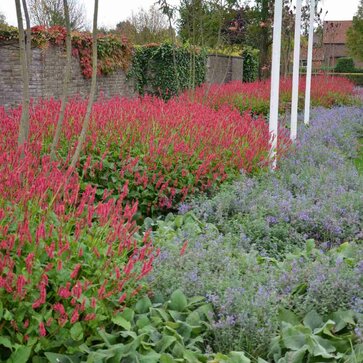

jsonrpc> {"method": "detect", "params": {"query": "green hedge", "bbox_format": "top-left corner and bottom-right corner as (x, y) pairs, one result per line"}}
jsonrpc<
(242, 46), (259, 82)
(335, 57), (355, 73)
(129, 43), (207, 100)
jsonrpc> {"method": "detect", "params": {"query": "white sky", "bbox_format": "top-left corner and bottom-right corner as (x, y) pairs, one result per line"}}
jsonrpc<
(0, 0), (360, 29)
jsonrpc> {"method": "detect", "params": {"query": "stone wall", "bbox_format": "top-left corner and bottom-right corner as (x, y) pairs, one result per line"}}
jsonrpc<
(206, 54), (244, 84)
(0, 43), (244, 108)
(0, 42), (135, 108)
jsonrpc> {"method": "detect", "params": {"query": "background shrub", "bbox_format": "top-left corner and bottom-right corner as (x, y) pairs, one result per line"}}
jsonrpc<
(335, 57), (356, 73)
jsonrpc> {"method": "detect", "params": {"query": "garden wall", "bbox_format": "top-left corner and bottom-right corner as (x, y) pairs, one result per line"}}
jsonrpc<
(0, 42), (135, 108)
(0, 43), (244, 108)
(206, 54), (244, 84)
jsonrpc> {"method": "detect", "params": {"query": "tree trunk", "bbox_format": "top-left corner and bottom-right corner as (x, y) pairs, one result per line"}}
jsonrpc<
(50, 0), (72, 160)
(15, 0), (30, 149)
(21, 0), (31, 68)
(69, 0), (98, 169)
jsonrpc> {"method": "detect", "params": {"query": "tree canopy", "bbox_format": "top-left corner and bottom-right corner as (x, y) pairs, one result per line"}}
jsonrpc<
(347, 0), (363, 62)
(29, 0), (86, 30)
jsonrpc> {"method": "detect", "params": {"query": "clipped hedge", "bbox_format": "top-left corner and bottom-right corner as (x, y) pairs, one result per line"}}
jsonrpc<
(129, 43), (207, 100)
(335, 57), (356, 73)
(242, 46), (259, 82)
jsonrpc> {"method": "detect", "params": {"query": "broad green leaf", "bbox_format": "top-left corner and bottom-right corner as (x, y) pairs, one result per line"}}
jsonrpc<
(136, 315), (151, 329)
(139, 351), (161, 363)
(282, 346), (307, 363)
(155, 335), (177, 352)
(313, 320), (336, 336)
(172, 342), (186, 359)
(278, 308), (300, 326)
(120, 307), (135, 323)
(70, 322), (84, 341)
(169, 290), (188, 312)
(227, 351), (251, 363)
(330, 310), (355, 332)
(0, 336), (13, 350)
(160, 353), (175, 363)
(112, 315), (131, 330)
(281, 325), (309, 350)
(9, 346), (31, 363)
(174, 215), (184, 228)
(44, 352), (75, 363)
(135, 296), (152, 314)
(186, 311), (201, 326)
(307, 335), (336, 358)
(303, 310), (323, 331)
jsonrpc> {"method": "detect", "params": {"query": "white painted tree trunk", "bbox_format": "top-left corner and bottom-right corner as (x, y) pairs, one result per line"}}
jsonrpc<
(304, 0), (315, 125)
(269, 0), (283, 168)
(290, 0), (302, 140)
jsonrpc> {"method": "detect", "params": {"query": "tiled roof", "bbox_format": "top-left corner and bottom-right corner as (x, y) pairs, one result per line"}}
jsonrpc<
(323, 21), (353, 44)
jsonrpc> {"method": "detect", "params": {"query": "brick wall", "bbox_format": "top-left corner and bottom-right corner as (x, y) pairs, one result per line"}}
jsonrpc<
(0, 43), (244, 108)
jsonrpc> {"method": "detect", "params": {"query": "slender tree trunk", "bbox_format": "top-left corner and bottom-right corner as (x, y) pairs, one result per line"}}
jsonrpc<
(69, 0), (98, 169)
(50, 0), (72, 160)
(21, 0), (31, 68)
(15, 0), (30, 149)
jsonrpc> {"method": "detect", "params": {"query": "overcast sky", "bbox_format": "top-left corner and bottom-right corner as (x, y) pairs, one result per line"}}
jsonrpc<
(0, 0), (360, 29)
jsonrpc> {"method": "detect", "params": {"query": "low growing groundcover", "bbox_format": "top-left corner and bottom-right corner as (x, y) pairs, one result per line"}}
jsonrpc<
(0, 79), (361, 362)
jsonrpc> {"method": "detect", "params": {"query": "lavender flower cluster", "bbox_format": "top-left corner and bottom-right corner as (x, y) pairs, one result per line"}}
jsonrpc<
(190, 106), (363, 255)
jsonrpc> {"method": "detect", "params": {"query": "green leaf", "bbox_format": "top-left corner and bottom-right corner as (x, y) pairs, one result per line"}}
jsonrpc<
(120, 307), (135, 323)
(186, 311), (201, 326)
(155, 335), (177, 352)
(282, 346), (307, 363)
(70, 322), (84, 341)
(112, 315), (131, 330)
(160, 353), (175, 363)
(44, 352), (75, 363)
(0, 336), (13, 350)
(307, 335), (336, 358)
(9, 346), (31, 363)
(330, 310), (355, 332)
(312, 320), (336, 336)
(135, 296), (152, 314)
(174, 215), (184, 228)
(281, 324), (309, 350)
(139, 351), (161, 363)
(303, 310), (323, 331)
(278, 308), (300, 326)
(169, 290), (188, 312)
(227, 351), (251, 363)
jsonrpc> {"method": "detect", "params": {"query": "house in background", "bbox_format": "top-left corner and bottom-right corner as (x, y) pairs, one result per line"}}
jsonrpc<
(300, 20), (363, 70)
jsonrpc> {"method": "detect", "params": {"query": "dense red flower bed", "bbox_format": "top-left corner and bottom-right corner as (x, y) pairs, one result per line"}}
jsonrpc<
(182, 76), (356, 114)
(1, 95), (282, 215)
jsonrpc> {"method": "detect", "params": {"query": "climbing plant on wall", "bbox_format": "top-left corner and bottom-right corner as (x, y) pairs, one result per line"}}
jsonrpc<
(129, 42), (207, 100)
(0, 25), (133, 78)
